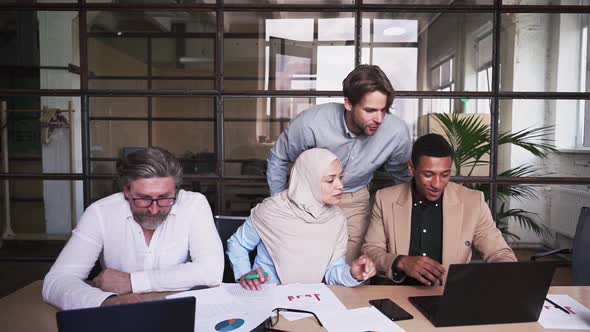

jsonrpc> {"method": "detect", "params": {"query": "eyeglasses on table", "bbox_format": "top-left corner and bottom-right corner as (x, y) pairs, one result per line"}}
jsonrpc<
(262, 307), (323, 332)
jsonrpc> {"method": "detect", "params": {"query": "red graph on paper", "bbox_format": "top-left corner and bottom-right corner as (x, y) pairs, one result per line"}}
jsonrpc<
(544, 305), (577, 314)
(287, 293), (321, 302)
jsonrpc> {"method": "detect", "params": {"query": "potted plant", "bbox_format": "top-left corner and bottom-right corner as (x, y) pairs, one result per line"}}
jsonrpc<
(181, 150), (198, 174)
(432, 112), (556, 241)
(181, 150), (217, 175)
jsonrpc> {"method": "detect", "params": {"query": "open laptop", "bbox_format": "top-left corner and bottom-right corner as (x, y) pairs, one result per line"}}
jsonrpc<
(56, 297), (195, 332)
(408, 261), (556, 327)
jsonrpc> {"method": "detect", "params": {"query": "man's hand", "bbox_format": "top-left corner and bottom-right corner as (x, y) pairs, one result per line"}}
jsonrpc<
(239, 267), (271, 291)
(397, 256), (445, 286)
(101, 293), (142, 306)
(350, 255), (377, 281)
(93, 268), (132, 294)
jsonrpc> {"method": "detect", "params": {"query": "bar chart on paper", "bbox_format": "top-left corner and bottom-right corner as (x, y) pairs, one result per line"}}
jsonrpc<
(274, 283), (346, 321)
(539, 294), (590, 330)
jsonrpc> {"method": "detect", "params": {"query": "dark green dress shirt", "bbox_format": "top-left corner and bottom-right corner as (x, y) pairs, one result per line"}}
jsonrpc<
(391, 181), (443, 284)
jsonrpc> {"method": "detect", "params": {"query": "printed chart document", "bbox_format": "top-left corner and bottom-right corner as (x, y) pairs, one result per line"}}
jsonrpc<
(167, 284), (275, 332)
(539, 294), (590, 330)
(318, 306), (406, 332)
(273, 283), (346, 321)
(166, 283), (348, 329)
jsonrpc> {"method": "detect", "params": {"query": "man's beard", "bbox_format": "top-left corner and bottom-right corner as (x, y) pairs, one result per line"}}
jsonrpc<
(133, 211), (170, 230)
(351, 114), (372, 136)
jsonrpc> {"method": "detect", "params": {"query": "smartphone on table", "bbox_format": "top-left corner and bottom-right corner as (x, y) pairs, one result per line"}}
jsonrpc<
(368, 298), (414, 321)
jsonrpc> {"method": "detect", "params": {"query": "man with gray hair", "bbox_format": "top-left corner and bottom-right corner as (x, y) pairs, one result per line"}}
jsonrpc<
(43, 147), (224, 310)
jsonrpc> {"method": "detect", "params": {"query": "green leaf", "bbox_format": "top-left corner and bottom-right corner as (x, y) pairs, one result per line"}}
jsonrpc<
(431, 112), (557, 239)
(498, 126), (557, 159)
(496, 202), (550, 239)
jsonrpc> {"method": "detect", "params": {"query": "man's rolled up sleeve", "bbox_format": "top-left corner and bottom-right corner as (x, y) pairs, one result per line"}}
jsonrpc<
(42, 205), (115, 309)
(384, 123), (412, 185)
(267, 113), (316, 195)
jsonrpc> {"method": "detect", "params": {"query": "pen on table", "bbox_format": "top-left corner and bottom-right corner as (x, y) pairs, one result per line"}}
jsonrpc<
(245, 272), (269, 280)
(546, 297), (570, 314)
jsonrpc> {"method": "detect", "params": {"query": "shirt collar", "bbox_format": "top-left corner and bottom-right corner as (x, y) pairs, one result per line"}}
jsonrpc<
(124, 197), (134, 220)
(341, 109), (357, 138)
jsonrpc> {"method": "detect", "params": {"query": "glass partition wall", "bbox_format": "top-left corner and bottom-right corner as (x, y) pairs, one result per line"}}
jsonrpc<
(1, 1), (589, 250)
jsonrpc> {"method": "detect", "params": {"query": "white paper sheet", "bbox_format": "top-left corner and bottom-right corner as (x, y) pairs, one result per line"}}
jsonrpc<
(317, 306), (406, 332)
(166, 285), (273, 332)
(165, 283), (347, 329)
(273, 283), (346, 321)
(538, 294), (590, 330)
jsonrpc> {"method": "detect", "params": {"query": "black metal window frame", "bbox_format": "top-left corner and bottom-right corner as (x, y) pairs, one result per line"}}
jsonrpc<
(0, 0), (589, 219)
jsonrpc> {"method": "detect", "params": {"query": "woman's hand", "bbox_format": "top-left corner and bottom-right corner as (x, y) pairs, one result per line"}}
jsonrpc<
(350, 255), (376, 282)
(238, 267), (271, 291)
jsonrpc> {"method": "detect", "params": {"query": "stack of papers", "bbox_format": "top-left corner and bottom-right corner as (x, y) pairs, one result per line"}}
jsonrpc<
(167, 283), (405, 332)
(167, 283), (345, 330)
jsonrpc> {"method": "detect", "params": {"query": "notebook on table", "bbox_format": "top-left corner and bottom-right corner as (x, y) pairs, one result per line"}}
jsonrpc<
(56, 296), (195, 332)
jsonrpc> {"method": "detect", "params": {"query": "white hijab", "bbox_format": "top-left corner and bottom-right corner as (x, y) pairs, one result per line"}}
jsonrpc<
(251, 148), (348, 284)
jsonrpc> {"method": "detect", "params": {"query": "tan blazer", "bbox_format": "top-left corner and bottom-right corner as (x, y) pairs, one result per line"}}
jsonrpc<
(362, 182), (516, 280)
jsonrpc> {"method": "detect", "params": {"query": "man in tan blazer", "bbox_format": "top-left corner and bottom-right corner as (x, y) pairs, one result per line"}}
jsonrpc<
(362, 134), (516, 286)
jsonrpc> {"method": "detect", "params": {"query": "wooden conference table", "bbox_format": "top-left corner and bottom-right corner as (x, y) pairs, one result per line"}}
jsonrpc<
(0, 280), (588, 332)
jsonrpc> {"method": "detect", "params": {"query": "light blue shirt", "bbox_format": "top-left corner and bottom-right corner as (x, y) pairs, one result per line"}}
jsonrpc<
(267, 102), (412, 195)
(226, 216), (362, 287)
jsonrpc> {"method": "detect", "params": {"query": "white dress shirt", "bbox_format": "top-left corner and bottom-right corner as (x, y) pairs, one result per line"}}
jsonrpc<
(42, 190), (224, 310)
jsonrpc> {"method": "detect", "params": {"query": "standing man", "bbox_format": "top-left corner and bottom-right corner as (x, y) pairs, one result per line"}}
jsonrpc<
(267, 65), (412, 263)
(362, 134), (516, 286)
(43, 148), (224, 310)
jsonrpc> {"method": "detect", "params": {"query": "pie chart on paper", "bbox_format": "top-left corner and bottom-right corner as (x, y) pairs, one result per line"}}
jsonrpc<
(214, 318), (245, 331)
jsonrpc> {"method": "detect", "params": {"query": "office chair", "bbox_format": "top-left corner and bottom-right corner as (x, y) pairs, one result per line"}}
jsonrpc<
(182, 152), (217, 209)
(214, 215), (256, 283)
(194, 152), (217, 174)
(121, 147), (146, 158)
(235, 159), (268, 212)
(531, 206), (590, 286)
(241, 159), (267, 176)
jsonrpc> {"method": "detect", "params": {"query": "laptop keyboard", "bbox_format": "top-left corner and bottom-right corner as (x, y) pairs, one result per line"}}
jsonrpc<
(411, 296), (441, 318)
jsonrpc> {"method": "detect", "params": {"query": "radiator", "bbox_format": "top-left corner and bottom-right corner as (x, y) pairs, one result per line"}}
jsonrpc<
(548, 187), (590, 238)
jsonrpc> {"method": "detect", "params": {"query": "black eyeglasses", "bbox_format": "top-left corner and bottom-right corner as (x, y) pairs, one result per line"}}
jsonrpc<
(129, 197), (176, 208)
(263, 308), (323, 332)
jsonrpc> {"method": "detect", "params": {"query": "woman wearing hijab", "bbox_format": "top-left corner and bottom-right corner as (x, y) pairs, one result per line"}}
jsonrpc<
(227, 148), (376, 290)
